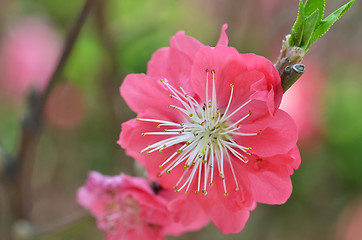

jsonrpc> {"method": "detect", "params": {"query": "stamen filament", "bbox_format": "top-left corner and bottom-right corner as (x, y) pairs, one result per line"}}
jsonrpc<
(141, 71), (258, 195)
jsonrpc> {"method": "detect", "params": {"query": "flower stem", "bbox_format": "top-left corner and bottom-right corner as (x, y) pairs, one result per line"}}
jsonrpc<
(275, 35), (306, 93)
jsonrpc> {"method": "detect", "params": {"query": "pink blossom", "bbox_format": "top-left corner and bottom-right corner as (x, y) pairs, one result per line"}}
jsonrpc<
(118, 24), (300, 233)
(77, 172), (208, 240)
(0, 17), (61, 103)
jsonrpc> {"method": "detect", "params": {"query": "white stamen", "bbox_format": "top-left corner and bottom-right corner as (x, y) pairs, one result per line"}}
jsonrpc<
(138, 72), (259, 195)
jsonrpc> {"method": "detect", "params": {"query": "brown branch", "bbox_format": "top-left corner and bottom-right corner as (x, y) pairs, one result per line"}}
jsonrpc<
(39, 0), (95, 115)
(4, 0), (96, 238)
(34, 210), (90, 236)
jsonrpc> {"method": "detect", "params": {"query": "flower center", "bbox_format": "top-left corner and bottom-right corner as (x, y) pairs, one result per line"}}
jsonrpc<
(137, 69), (260, 196)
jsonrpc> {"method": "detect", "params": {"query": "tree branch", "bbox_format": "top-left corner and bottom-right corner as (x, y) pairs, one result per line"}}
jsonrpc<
(4, 0), (96, 238)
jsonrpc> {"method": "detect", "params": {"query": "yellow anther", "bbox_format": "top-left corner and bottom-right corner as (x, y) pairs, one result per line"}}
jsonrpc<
(191, 161), (196, 165)
(168, 105), (171, 108)
(139, 151), (143, 155)
(164, 129), (167, 132)
(174, 107), (178, 110)
(186, 141), (190, 145)
(208, 100), (212, 103)
(219, 173), (223, 177)
(208, 105), (211, 108)
(206, 69), (210, 72)
(159, 165), (162, 168)
(248, 147), (252, 150)
(156, 125), (160, 128)
(169, 94), (172, 98)
(230, 83), (234, 88)
(173, 186), (177, 189)
(159, 150), (162, 153)
(166, 170), (171, 173)
(202, 160), (207, 164)
(189, 113), (193, 117)
(209, 165), (213, 168)
(176, 149), (183, 153)
(201, 134), (209, 155)
(209, 183), (213, 186)
(175, 189), (179, 193)
(146, 151), (150, 154)
(185, 191), (188, 194)
(141, 133), (145, 136)
(136, 118), (140, 121)
(195, 190), (199, 194)
(184, 164), (190, 170)
(224, 192), (229, 197)
(160, 79), (164, 82)
(163, 144), (167, 148)
(202, 190), (207, 194)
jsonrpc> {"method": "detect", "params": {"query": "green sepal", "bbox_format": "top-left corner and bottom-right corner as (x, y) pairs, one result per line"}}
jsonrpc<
(307, 0), (355, 49)
(290, 0), (304, 47)
(304, 0), (325, 23)
(300, 9), (319, 48)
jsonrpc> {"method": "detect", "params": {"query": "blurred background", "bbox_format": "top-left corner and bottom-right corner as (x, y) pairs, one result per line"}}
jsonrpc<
(0, 0), (361, 239)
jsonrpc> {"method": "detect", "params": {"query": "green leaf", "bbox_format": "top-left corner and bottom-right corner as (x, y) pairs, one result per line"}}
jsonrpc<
(290, 0), (305, 47)
(308, 0), (355, 49)
(304, 0), (325, 23)
(300, 9), (319, 48)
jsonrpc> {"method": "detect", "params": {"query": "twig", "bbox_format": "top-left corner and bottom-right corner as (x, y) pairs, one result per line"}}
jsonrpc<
(34, 210), (90, 236)
(274, 35), (305, 92)
(39, 0), (95, 115)
(5, 0), (96, 237)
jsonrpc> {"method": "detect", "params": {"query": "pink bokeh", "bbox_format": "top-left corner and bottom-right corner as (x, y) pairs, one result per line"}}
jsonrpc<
(0, 17), (62, 103)
(280, 60), (326, 143)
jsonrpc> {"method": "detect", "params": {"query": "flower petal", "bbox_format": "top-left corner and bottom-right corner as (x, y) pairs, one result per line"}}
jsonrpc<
(236, 109), (298, 157)
(120, 73), (174, 114)
(247, 157), (293, 204)
(216, 24), (229, 46)
(243, 53), (283, 109)
(169, 31), (203, 59)
(201, 192), (251, 234)
(147, 47), (194, 95)
(190, 45), (246, 106)
(166, 193), (210, 235)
